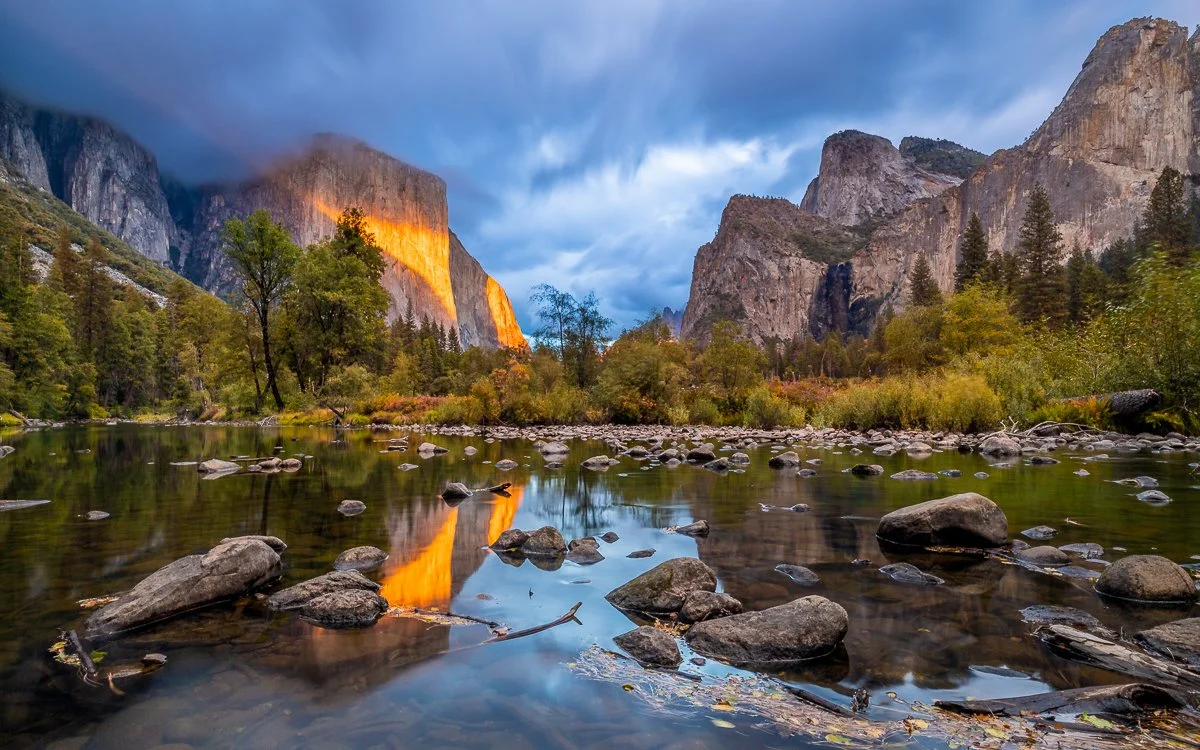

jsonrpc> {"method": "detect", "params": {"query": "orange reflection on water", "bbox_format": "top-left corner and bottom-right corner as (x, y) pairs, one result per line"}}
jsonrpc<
(486, 484), (524, 546)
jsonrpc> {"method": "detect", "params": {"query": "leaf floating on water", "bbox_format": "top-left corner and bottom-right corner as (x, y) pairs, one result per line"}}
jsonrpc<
(77, 594), (121, 608)
(90, 650), (106, 664)
(712, 700), (734, 711)
(903, 718), (928, 733)
(622, 683), (635, 692)
(984, 726), (1008, 738)
(824, 734), (853, 745)
(711, 719), (735, 728)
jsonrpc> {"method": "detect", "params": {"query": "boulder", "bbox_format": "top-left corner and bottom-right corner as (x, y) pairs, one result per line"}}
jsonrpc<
(582, 455), (618, 470)
(1136, 489), (1171, 505)
(268, 569), (381, 611)
(417, 442), (447, 454)
(490, 529), (529, 551)
(495, 459), (519, 470)
(1135, 618), (1200, 666)
(1095, 555), (1196, 603)
(768, 451), (801, 468)
(605, 557), (716, 613)
(775, 564), (820, 586)
(879, 562), (944, 585)
(297, 589), (389, 628)
(627, 548), (655, 559)
(540, 441), (570, 455)
(599, 531), (620, 543)
(1021, 525), (1057, 541)
(441, 482), (472, 500)
(685, 596), (848, 666)
(679, 590), (743, 623)
(686, 447), (716, 463)
(521, 526), (567, 557)
(703, 458), (732, 472)
(337, 500), (366, 516)
(86, 537), (283, 638)
(279, 458), (302, 471)
(613, 626), (681, 667)
(876, 492), (1008, 548)
(979, 435), (1021, 456)
(850, 464), (884, 476)
(1059, 542), (1105, 559)
(332, 546), (389, 572)
(198, 458), (240, 473)
(729, 452), (751, 465)
(890, 469), (938, 481)
(218, 535), (287, 552)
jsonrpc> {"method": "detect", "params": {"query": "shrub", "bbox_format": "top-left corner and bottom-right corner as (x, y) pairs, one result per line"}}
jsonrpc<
(741, 386), (805, 429)
(425, 396), (484, 425)
(817, 372), (1002, 432)
(688, 396), (723, 426)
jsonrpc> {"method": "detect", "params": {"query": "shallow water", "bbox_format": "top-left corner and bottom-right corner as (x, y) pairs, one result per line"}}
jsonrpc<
(0, 424), (1197, 749)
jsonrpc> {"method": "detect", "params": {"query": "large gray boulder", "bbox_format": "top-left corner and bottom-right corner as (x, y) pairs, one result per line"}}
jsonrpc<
(332, 546), (389, 571)
(490, 528), (529, 551)
(767, 451), (801, 468)
(521, 526), (567, 557)
(198, 458), (240, 473)
(540, 441), (570, 456)
(86, 536), (283, 638)
(1135, 618), (1200, 666)
(441, 482), (472, 500)
(876, 492), (1008, 548)
(978, 435), (1022, 456)
(679, 590), (743, 623)
(685, 596), (848, 666)
(1095, 555), (1196, 603)
(268, 570), (380, 611)
(605, 557), (717, 614)
(296, 589), (389, 628)
(613, 626), (681, 667)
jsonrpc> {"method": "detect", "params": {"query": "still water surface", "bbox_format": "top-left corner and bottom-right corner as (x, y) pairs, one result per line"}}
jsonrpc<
(1, 425), (1197, 748)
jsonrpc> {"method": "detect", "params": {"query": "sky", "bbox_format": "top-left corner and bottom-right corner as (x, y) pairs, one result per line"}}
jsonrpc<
(0, 1), (1197, 333)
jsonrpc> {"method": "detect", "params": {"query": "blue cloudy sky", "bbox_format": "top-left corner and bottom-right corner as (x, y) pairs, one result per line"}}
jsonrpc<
(0, 1), (1196, 331)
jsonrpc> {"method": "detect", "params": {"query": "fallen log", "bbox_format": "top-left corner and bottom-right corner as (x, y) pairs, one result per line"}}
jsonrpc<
(935, 682), (1188, 718)
(1035, 623), (1200, 690)
(484, 601), (581, 643)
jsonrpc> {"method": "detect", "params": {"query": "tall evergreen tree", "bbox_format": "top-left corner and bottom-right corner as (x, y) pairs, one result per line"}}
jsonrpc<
(1142, 166), (1192, 264)
(909, 253), (943, 307)
(955, 212), (989, 291)
(77, 238), (115, 356)
(1014, 183), (1066, 326)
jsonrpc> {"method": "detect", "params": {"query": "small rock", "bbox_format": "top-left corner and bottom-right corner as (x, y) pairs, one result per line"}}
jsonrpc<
(686, 447), (716, 463)
(337, 500), (366, 517)
(938, 469), (962, 477)
(491, 529), (529, 551)
(1021, 525), (1058, 541)
(849, 464), (884, 476)
(775, 564), (820, 586)
(522, 526), (567, 557)
(767, 451), (801, 468)
(494, 459), (518, 470)
(879, 562), (944, 585)
(332, 546), (389, 572)
(397, 463), (419, 471)
(605, 557), (716, 613)
(84, 510), (110, 521)
(703, 458), (732, 472)
(890, 469), (938, 481)
(788, 503), (810, 512)
(979, 435), (1021, 456)
(729, 452), (750, 465)
(613, 626), (681, 667)
(627, 548), (655, 559)
(673, 519), (709, 536)
(298, 589), (389, 628)
(540, 441), (570, 456)
(441, 482), (472, 500)
(417, 442), (448, 454)
(1136, 489), (1171, 505)
(198, 458), (239, 473)
(1058, 542), (1105, 559)
(1027, 455), (1059, 465)
(1096, 555), (1196, 603)
(797, 468), (817, 478)
(279, 458), (302, 471)
(599, 531), (620, 543)
(566, 537), (605, 565)
(974, 472), (990, 479)
(1014, 545), (1070, 567)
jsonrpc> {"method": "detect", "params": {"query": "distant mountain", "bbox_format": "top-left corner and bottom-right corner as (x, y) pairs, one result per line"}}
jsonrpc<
(684, 17), (1200, 344)
(0, 93), (524, 349)
(660, 306), (683, 337)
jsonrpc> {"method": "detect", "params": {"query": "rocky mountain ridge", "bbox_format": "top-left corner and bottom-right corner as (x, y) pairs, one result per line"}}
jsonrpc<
(683, 17), (1200, 344)
(0, 93), (524, 349)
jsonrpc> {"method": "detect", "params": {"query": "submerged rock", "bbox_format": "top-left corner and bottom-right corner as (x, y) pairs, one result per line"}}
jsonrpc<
(849, 464), (884, 476)
(397, 463), (419, 471)
(1096, 555), (1196, 603)
(84, 510), (111, 521)
(539, 441), (570, 456)
(337, 500), (366, 516)
(703, 457), (733, 472)
(599, 531), (620, 543)
(775, 564), (820, 586)
(613, 626), (681, 667)
(1059, 542), (1105, 559)
(685, 596), (848, 666)
(879, 562), (944, 585)
(494, 459), (519, 470)
(332, 546), (389, 572)
(1027, 455), (1059, 465)
(605, 557), (717, 614)
(890, 469), (938, 481)
(298, 589), (389, 628)
(522, 526), (568, 557)
(1018, 605), (1117, 639)
(198, 458), (240, 473)
(1136, 489), (1171, 505)
(566, 537), (605, 565)
(1021, 525), (1058, 541)
(876, 492), (1008, 548)
(582, 455), (618, 470)
(1135, 618), (1200, 666)
(679, 590), (743, 623)
(1015, 546), (1070, 567)
(797, 468), (817, 478)
(627, 548), (656, 559)
(417, 442), (448, 454)
(87, 536), (283, 639)
(672, 519), (710, 536)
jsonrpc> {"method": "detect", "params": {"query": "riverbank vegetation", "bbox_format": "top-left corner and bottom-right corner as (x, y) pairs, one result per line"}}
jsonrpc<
(0, 168), (1197, 433)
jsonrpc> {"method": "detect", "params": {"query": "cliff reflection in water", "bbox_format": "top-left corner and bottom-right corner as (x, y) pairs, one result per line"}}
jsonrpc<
(295, 484), (524, 686)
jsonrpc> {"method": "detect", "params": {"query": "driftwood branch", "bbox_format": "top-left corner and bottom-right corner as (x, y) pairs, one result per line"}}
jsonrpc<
(1035, 623), (1200, 690)
(409, 607), (500, 629)
(936, 682), (1188, 718)
(66, 630), (97, 678)
(484, 601), (581, 643)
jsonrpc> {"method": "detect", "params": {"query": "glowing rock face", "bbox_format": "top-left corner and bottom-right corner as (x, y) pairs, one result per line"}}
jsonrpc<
(203, 133), (524, 350)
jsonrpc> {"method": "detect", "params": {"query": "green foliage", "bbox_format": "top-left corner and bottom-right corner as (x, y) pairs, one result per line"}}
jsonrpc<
(818, 373), (1002, 432)
(909, 254), (942, 307)
(1141, 166), (1192, 265)
(741, 386), (805, 429)
(1014, 183), (1066, 326)
(898, 136), (987, 179)
(939, 285), (1019, 358)
(698, 321), (764, 411)
(594, 319), (688, 423)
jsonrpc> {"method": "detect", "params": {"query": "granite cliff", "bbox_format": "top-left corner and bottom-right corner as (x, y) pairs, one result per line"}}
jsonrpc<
(684, 17), (1200, 344)
(0, 95), (524, 349)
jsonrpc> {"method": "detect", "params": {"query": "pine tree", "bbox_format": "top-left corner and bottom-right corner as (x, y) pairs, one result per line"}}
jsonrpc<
(909, 254), (942, 307)
(77, 238), (115, 356)
(1014, 183), (1066, 326)
(1142, 166), (1192, 264)
(447, 326), (461, 352)
(955, 212), (989, 291)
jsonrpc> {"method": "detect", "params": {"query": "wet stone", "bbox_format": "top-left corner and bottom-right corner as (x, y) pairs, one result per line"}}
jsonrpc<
(879, 562), (944, 585)
(1014, 545), (1070, 567)
(332, 545), (388, 572)
(1019, 605), (1116, 639)
(1021, 525), (1057, 541)
(522, 526), (568, 556)
(1058, 542), (1105, 559)
(679, 590), (743, 624)
(627, 549), (655, 559)
(890, 469), (938, 481)
(775, 564), (820, 586)
(336, 500), (366, 516)
(1136, 489), (1171, 505)
(613, 626), (681, 667)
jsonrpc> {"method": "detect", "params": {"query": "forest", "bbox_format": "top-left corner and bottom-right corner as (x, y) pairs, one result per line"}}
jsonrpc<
(0, 167), (1197, 434)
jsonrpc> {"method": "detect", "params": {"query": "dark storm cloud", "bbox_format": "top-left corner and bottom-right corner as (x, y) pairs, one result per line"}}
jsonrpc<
(0, 0), (1196, 331)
